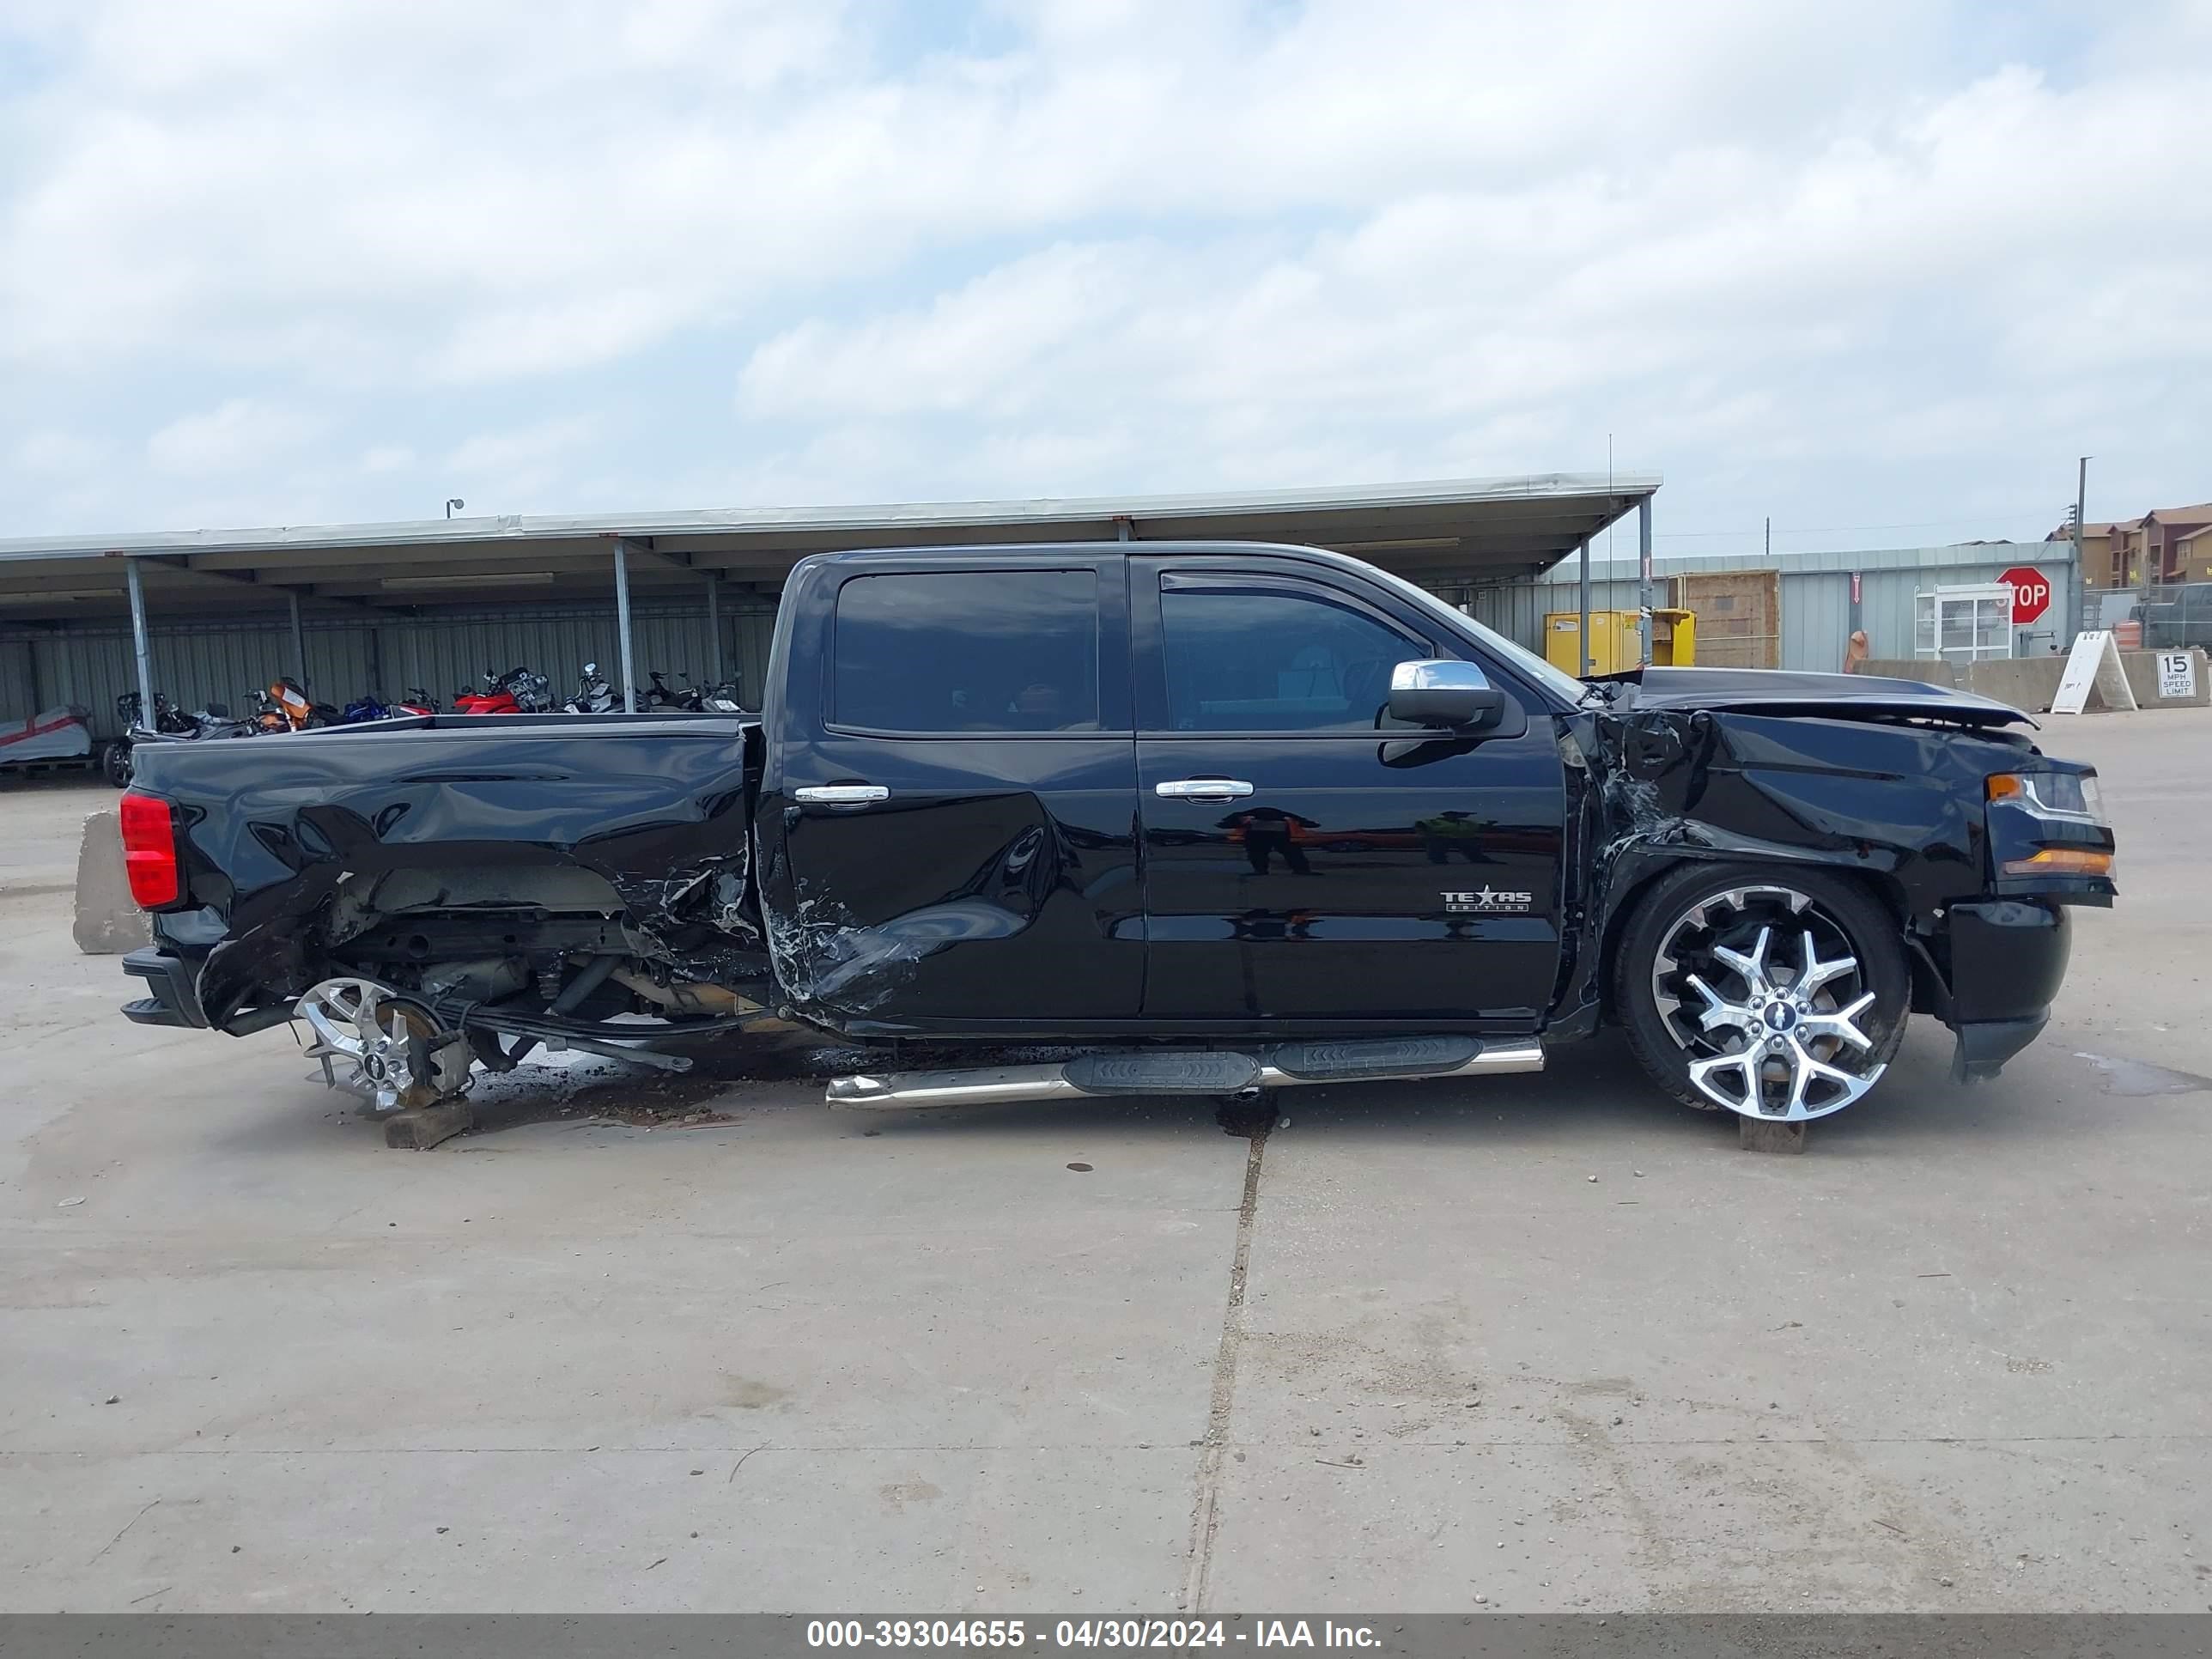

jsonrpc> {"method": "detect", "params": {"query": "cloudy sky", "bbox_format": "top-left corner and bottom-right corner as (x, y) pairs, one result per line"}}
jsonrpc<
(2, 0), (2207, 556)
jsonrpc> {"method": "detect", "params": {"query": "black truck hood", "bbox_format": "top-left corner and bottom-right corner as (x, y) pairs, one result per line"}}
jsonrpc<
(1600, 665), (2033, 727)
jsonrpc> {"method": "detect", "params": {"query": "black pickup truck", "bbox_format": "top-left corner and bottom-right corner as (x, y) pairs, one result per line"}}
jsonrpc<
(116, 540), (2115, 1129)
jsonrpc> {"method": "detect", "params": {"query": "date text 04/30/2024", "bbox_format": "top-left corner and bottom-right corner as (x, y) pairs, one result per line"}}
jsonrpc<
(805, 1620), (1384, 1650)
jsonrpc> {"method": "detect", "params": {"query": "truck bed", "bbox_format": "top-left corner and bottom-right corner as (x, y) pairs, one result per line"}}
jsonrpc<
(128, 712), (763, 1030)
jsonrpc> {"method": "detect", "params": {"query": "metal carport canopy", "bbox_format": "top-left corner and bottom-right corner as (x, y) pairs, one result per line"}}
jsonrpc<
(0, 472), (1659, 622)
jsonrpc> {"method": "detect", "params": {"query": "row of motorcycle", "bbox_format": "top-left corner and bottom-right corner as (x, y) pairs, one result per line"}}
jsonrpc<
(106, 665), (745, 786)
(454, 663), (746, 717)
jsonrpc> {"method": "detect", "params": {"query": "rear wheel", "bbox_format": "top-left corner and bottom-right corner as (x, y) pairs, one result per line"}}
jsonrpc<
(296, 977), (458, 1113)
(1614, 866), (1909, 1121)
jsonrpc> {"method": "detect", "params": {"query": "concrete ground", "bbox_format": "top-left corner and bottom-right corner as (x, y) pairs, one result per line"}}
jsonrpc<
(1, 712), (2206, 1614)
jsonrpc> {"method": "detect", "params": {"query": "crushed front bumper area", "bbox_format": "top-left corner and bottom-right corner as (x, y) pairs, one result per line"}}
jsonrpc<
(1942, 898), (2071, 1084)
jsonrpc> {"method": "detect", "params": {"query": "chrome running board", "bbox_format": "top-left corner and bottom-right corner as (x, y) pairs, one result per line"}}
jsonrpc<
(824, 1037), (1545, 1110)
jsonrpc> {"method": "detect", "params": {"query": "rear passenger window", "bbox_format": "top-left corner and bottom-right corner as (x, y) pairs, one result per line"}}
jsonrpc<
(833, 570), (1103, 733)
(1160, 586), (1421, 732)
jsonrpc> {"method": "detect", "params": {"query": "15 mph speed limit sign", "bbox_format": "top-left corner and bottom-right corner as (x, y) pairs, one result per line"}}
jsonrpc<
(2000, 565), (2052, 625)
(2159, 652), (2198, 700)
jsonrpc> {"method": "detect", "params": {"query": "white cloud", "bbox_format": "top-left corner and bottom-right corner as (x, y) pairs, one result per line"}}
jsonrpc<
(0, 0), (1960, 382)
(9, 430), (107, 476)
(0, 0), (2208, 540)
(437, 416), (603, 509)
(738, 241), (1162, 417)
(145, 398), (319, 475)
(446, 416), (598, 476)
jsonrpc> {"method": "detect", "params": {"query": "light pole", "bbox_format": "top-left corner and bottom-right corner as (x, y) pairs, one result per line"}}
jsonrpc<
(446, 497), (465, 520)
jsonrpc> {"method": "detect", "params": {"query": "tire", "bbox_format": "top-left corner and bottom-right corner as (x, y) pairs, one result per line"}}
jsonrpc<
(103, 739), (132, 789)
(1613, 863), (1910, 1121)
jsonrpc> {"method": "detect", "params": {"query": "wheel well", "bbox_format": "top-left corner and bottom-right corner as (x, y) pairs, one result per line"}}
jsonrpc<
(1595, 857), (1911, 1023)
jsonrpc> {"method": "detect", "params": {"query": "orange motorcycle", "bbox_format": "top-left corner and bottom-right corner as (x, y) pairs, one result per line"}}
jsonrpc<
(251, 677), (338, 732)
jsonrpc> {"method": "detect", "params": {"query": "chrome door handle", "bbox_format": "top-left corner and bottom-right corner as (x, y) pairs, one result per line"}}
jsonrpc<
(1155, 778), (1255, 800)
(794, 783), (890, 805)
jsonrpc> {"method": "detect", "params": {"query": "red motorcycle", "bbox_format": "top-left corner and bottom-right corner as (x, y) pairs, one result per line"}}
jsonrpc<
(394, 688), (441, 717)
(453, 666), (548, 715)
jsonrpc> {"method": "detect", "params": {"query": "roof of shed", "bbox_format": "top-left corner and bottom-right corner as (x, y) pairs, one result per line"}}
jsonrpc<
(0, 473), (1659, 623)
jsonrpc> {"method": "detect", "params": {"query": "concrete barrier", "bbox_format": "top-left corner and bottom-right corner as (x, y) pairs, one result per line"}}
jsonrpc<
(1962, 655), (2069, 711)
(2122, 646), (2209, 708)
(1857, 659), (1955, 687)
(1846, 652), (2207, 713)
(1957, 647), (2206, 714)
(72, 808), (149, 955)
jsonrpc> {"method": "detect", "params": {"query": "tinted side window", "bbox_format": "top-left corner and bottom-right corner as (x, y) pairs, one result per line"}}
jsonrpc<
(833, 570), (1102, 733)
(1160, 586), (1421, 732)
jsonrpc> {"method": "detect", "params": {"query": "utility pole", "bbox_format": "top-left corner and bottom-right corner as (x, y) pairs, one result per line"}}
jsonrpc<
(1765, 517), (1771, 560)
(2075, 457), (2092, 644)
(2073, 458), (2087, 568)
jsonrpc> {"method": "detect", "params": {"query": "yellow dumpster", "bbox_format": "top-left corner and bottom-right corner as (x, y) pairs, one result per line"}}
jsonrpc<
(1543, 608), (1695, 675)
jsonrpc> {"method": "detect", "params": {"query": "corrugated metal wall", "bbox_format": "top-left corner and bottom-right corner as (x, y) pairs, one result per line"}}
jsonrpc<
(2, 541), (2078, 731)
(5, 600), (778, 736)
(1781, 571), (1853, 672)
(1450, 542), (2076, 674)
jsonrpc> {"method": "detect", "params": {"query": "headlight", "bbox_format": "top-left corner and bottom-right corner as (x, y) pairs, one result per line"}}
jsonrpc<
(1986, 769), (2107, 825)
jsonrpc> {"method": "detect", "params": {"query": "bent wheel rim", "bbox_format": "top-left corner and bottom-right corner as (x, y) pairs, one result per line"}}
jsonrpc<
(1650, 884), (1884, 1121)
(296, 977), (441, 1113)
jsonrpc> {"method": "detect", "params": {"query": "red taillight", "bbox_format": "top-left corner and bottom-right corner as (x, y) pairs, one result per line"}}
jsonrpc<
(118, 792), (181, 909)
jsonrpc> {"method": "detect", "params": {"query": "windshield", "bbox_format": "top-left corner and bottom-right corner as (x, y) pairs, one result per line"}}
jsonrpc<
(1358, 565), (1590, 707)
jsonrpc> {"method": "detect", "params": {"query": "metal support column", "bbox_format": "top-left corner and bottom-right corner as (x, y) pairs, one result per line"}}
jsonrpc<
(288, 590), (307, 686)
(614, 540), (637, 714)
(1637, 497), (1655, 665)
(1577, 537), (1592, 676)
(125, 557), (155, 730)
(705, 578), (724, 685)
(2073, 454), (2090, 645)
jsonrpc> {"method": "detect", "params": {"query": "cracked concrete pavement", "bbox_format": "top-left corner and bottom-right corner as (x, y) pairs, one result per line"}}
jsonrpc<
(0, 710), (2205, 1613)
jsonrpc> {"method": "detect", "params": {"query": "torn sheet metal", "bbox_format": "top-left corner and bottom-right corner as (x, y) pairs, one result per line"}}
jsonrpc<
(131, 717), (765, 1026)
(1545, 695), (2045, 1035)
(760, 811), (1069, 1019)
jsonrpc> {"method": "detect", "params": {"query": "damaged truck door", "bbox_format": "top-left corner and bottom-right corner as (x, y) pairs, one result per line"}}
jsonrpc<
(756, 557), (1143, 1027)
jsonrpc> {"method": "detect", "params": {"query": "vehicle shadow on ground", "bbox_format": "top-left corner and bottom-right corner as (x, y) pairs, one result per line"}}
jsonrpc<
(220, 1018), (2130, 1158)
(1249, 1026), (2128, 1157)
(743, 1024), (2131, 1158)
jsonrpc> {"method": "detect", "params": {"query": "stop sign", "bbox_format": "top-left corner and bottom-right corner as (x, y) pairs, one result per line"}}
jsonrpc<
(2001, 565), (2051, 625)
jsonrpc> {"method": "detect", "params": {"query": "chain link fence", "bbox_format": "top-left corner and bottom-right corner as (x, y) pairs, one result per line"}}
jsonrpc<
(2082, 582), (2212, 650)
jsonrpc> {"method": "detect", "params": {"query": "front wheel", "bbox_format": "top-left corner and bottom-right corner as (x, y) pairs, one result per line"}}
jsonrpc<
(1614, 866), (1910, 1121)
(103, 739), (132, 788)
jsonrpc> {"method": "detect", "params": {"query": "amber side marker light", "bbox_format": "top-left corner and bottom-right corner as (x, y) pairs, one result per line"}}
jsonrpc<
(118, 792), (180, 908)
(2000, 848), (2113, 878)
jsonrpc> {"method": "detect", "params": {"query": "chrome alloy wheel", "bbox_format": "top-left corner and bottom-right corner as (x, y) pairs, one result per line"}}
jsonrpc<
(1649, 885), (1883, 1121)
(296, 977), (446, 1114)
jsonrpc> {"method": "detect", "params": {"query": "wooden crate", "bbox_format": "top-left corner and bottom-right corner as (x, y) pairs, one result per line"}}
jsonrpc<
(1669, 568), (1782, 669)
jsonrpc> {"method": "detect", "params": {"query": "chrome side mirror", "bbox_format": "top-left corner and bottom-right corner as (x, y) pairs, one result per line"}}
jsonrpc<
(1389, 659), (1504, 730)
